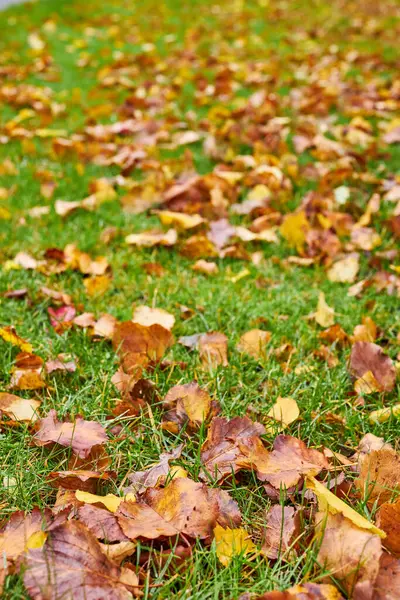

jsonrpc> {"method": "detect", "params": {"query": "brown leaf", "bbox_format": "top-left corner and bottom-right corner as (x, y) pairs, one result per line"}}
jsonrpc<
(34, 410), (108, 458)
(118, 477), (238, 541)
(327, 253), (359, 283)
(349, 342), (396, 392)
(0, 508), (50, 565)
(252, 583), (344, 599)
(199, 332), (228, 369)
(162, 382), (212, 431)
(262, 505), (301, 559)
(24, 521), (135, 600)
(124, 445), (183, 495)
(113, 321), (174, 375)
(201, 416), (267, 481)
(0, 392), (40, 422)
(78, 505), (128, 542)
(47, 470), (113, 493)
(376, 500), (400, 556)
(192, 259), (219, 275)
(352, 317), (377, 343)
(374, 552), (400, 600)
(180, 234), (218, 259)
(125, 228), (177, 247)
(255, 436), (329, 489)
(10, 352), (46, 390)
(315, 511), (382, 597)
(355, 449), (400, 507)
(237, 329), (271, 361)
(0, 326), (32, 353)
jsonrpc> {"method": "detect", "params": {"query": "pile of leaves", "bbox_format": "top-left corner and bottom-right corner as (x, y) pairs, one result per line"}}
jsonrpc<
(0, 0), (400, 597)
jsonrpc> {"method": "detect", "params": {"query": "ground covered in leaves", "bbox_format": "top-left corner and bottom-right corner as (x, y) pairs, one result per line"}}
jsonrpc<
(0, 0), (400, 598)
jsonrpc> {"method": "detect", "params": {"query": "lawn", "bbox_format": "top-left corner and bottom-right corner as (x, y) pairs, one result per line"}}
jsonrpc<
(0, 0), (399, 598)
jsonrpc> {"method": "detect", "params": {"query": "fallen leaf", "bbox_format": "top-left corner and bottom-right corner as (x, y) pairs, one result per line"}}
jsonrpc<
(355, 449), (400, 507)
(314, 292), (335, 328)
(265, 397), (300, 431)
(369, 403), (400, 424)
(125, 228), (177, 247)
(251, 583), (344, 599)
(306, 476), (384, 536)
(376, 500), (400, 555)
(162, 382), (212, 431)
(214, 524), (255, 566)
(34, 410), (108, 458)
(237, 329), (271, 360)
(77, 504), (128, 542)
(24, 521), (135, 599)
(374, 552), (400, 599)
(327, 253), (359, 283)
(280, 211), (309, 252)
(352, 317), (377, 343)
(349, 342), (396, 392)
(132, 305), (175, 330)
(75, 491), (123, 513)
(0, 326), (32, 353)
(155, 210), (204, 229)
(199, 332), (228, 369)
(113, 321), (174, 375)
(124, 445), (183, 495)
(0, 392), (40, 422)
(261, 505), (301, 559)
(10, 352), (46, 390)
(83, 275), (111, 297)
(192, 259), (219, 275)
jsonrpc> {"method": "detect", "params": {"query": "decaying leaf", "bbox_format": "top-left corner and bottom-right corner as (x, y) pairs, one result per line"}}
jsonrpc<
(374, 552), (400, 600)
(162, 382), (212, 431)
(349, 342), (396, 392)
(369, 403), (400, 424)
(0, 392), (40, 422)
(9, 352), (46, 390)
(280, 211), (309, 252)
(0, 326), (32, 353)
(75, 491), (123, 513)
(132, 305), (175, 330)
(77, 504), (128, 542)
(327, 253), (359, 283)
(314, 292), (335, 328)
(199, 332), (228, 369)
(261, 505), (301, 559)
(376, 500), (400, 556)
(125, 229), (177, 247)
(214, 524), (255, 566)
(124, 445), (183, 495)
(251, 583), (344, 599)
(24, 521), (136, 599)
(113, 321), (174, 375)
(265, 397), (300, 431)
(237, 329), (271, 361)
(355, 449), (400, 507)
(34, 410), (108, 458)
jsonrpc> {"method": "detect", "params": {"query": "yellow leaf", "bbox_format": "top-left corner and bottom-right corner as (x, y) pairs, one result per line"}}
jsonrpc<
(0, 326), (32, 353)
(369, 403), (400, 424)
(306, 476), (385, 537)
(266, 397), (300, 430)
(314, 292), (335, 328)
(156, 210), (204, 230)
(214, 524), (256, 566)
(354, 370), (381, 394)
(280, 211), (309, 252)
(132, 305), (175, 330)
(75, 491), (123, 513)
(83, 275), (111, 297)
(327, 254), (359, 283)
(26, 531), (47, 550)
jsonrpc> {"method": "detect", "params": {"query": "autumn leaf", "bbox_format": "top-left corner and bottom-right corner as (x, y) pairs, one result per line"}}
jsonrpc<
(155, 210), (205, 229)
(0, 326), (32, 353)
(265, 397), (300, 431)
(0, 392), (40, 422)
(34, 410), (108, 458)
(327, 253), (360, 283)
(214, 524), (255, 566)
(349, 341), (396, 392)
(198, 332), (228, 369)
(9, 352), (46, 390)
(251, 583), (344, 599)
(113, 321), (174, 375)
(376, 500), (400, 556)
(75, 491), (124, 513)
(314, 292), (335, 328)
(132, 305), (175, 330)
(47, 470), (113, 493)
(261, 505), (301, 559)
(77, 504), (129, 542)
(280, 211), (309, 252)
(24, 521), (137, 599)
(355, 448), (400, 507)
(162, 382), (213, 431)
(125, 228), (177, 247)
(236, 329), (271, 360)
(124, 444), (184, 495)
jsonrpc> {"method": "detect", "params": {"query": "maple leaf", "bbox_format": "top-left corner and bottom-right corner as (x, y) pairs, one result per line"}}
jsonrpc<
(34, 410), (108, 458)
(24, 521), (137, 600)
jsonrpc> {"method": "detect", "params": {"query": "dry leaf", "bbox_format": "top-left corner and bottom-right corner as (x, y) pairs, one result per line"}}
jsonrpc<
(77, 504), (128, 542)
(24, 521), (135, 599)
(376, 500), (400, 556)
(265, 397), (300, 431)
(0, 326), (32, 353)
(156, 210), (204, 229)
(349, 342), (396, 392)
(369, 403), (400, 424)
(124, 445), (183, 495)
(374, 552), (400, 600)
(314, 292), (335, 328)
(10, 352), (46, 390)
(0, 392), (40, 422)
(327, 253), (359, 283)
(132, 305), (175, 330)
(199, 332), (228, 369)
(192, 259), (219, 275)
(237, 329), (271, 361)
(34, 410), (108, 458)
(261, 505), (301, 559)
(75, 491), (123, 513)
(280, 211), (309, 252)
(253, 583), (344, 599)
(125, 229), (177, 247)
(214, 524), (255, 566)
(352, 317), (377, 343)
(355, 449), (400, 507)
(162, 382), (212, 431)
(83, 275), (111, 297)
(113, 321), (174, 375)
(47, 470), (113, 493)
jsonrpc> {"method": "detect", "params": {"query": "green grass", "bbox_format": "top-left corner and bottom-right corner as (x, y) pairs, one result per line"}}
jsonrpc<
(0, 0), (399, 597)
